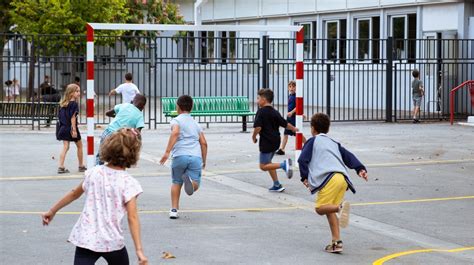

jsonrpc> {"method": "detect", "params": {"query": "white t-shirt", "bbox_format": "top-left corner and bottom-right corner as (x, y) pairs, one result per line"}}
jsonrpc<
(115, 83), (140, 103)
(170, 113), (203, 158)
(68, 165), (143, 252)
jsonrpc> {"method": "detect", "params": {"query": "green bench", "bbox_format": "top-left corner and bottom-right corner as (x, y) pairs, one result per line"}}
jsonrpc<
(0, 102), (60, 130)
(161, 96), (256, 132)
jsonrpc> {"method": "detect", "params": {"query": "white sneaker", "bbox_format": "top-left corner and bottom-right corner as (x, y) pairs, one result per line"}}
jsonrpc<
(169, 209), (179, 219)
(284, 158), (293, 179)
(338, 201), (350, 228)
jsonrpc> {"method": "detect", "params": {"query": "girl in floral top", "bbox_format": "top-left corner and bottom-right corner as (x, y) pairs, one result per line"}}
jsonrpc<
(42, 128), (148, 265)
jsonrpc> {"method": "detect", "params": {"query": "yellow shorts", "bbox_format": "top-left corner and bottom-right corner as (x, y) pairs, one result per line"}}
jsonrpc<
(315, 173), (348, 208)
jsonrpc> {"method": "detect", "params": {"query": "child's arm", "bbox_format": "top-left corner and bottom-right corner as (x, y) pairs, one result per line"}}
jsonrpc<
(42, 182), (84, 225)
(285, 123), (298, 133)
(105, 109), (116, 117)
(159, 124), (180, 165)
(199, 132), (208, 169)
(288, 108), (296, 117)
(252, 127), (261, 143)
(71, 113), (78, 138)
(126, 197), (148, 265)
(297, 137), (314, 186)
(338, 144), (368, 181)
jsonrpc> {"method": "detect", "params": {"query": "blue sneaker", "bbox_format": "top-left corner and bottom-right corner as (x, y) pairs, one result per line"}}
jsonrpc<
(269, 185), (285, 192)
(283, 158), (293, 179)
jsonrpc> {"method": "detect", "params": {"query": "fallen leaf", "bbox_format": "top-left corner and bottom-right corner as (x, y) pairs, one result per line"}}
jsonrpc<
(162, 252), (176, 259)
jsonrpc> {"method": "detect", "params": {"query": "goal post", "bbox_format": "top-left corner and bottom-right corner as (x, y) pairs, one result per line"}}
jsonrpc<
(85, 23), (304, 169)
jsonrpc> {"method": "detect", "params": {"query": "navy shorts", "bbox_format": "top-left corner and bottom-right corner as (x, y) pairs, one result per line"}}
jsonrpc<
(284, 116), (296, 136)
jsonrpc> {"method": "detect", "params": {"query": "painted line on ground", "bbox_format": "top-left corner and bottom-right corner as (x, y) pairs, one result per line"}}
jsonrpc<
(352, 195), (474, 206)
(372, 246), (474, 265)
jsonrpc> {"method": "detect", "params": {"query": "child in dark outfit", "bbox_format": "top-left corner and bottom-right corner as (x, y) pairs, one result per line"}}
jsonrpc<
(56, 84), (86, 174)
(252, 88), (297, 192)
(298, 113), (368, 253)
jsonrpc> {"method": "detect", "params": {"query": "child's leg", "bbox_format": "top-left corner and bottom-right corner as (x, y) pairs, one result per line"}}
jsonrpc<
(74, 140), (85, 167)
(185, 156), (202, 192)
(102, 247), (129, 265)
(326, 213), (341, 242)
(279, 135), (289, 151)
(73, 247), (101, 265)
(59, 141), (70, 168)
(171, 184), (182, 209)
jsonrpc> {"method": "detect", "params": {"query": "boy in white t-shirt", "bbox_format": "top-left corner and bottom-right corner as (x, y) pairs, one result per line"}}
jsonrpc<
(109, 73), (140, 103)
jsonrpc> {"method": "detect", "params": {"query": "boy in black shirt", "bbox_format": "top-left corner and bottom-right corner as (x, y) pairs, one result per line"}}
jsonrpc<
(252, 88), (297, 192)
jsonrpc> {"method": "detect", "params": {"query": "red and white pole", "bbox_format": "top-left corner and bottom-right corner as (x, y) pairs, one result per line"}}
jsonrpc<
(86, 24), (95, 168)
(295, 28), (304, 162)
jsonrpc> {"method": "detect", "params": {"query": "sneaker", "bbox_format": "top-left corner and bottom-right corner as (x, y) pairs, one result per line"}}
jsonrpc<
(284, 158), (293, 179)
(269, 185), (285, 192)
(325, 240), (343, 253)
(169, 209), (179, 219)
(338, 201), (351, 228)
(276, 149), (285, 155)
(413, 119), (420, 123)
(182, 174), (194, 196)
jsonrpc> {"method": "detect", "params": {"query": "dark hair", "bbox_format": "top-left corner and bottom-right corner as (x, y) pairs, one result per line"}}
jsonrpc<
(132, 94), (147, 110)
(310, 113), (330, 134)
(288, 80), (296, 87)
(177, 95), (193, 112)
(74, 76), (80, 83)
(258, 88), (274, 103)
(100, 128), (142, 168)
(412, 69), (420, 78)
(125, 73), (133, 81)
(5, 80), (12, 86)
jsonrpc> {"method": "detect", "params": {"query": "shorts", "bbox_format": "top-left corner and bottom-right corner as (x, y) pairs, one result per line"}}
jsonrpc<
(413, 96), (422, 107)
(259, 152), (275, 164)
(315, 173), (348, 208)
(171, 155), (202, 185)
(284, 116), (296, 136)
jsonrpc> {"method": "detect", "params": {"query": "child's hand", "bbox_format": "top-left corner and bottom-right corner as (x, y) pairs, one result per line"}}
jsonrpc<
(71, 130), (77, 138)
(202, 161), (206, 169)
(287, 112), (293, 118)
(137, 250), (148, 265)
(252, 135), (257, 143)
(302, 179), (309, 188)
(159, 152), (170, 165)
(358, 170), (368, 181)
(41, 210), (56, 226)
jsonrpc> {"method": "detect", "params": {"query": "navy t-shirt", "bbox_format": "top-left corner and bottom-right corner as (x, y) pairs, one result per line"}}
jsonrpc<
(288, 93), (296, 112)
(253, 106), (288, 153)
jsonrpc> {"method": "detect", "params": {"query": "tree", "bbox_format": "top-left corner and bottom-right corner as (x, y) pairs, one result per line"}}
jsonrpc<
(0, 0), (15, 93)
(10, 0), (129, 99)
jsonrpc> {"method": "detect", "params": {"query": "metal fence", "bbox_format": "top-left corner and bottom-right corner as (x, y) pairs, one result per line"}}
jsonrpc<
(1, 33), (473, 128)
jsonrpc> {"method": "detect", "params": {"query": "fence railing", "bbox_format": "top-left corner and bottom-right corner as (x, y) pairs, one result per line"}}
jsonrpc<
(1, 33), (473, 128)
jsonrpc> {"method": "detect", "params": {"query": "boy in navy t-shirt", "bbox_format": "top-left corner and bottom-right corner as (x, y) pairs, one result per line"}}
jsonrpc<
(276, 80), (306, 155)
(252, 88), (297, 192)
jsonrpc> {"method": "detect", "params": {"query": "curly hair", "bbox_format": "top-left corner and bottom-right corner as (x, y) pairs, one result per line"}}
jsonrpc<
(100, 128), (142, 168)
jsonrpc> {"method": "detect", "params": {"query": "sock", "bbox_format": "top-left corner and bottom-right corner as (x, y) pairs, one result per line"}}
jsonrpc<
(273, 180), (281, 187)
(280, 161), (286, 171)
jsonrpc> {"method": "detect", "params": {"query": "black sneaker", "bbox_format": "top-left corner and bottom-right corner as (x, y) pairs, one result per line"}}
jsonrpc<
(269, 185), (285, 192)
(276, 149), (285, 155)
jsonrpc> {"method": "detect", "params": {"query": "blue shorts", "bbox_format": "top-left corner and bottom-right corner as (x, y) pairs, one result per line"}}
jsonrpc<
(171, 155), (202, 185)
(259, 152), (275, 164)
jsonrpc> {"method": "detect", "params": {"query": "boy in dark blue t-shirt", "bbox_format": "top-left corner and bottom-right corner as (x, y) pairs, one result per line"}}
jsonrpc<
(276, 80), (306, 155)
(252, 88), (297, 192)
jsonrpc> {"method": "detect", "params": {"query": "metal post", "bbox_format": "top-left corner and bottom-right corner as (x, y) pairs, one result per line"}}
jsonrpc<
(261, 35), (269, 88)
(295, 28), (304, 162)
(386, 37), (393, 122)
(86, 24), (95, 168)
(326, 63), (331, 117)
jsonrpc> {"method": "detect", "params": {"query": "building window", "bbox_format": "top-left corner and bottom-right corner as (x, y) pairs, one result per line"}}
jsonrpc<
(221, 31), (236, 64)
(325, 19), (346, 63)
(356, 17), (381, 63)
(391, 14), (417, 61)
(298, 22), (317, 60)
(200, 31), (214, 64)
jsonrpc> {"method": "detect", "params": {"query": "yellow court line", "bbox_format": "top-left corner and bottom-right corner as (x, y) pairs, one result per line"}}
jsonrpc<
(373, 246), (474, 265)
(0, 172), (168, 181)
(0, 206), (300, 215)
(352, 195), (474, 206)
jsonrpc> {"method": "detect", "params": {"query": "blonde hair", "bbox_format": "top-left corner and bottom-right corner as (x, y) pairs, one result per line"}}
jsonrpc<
(288, 80), (296, 87)
(100, 128), (142, 168)
(60, 84), (80, 108)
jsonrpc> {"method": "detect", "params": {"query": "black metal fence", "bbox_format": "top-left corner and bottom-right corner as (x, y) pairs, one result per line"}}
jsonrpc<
(1, 33), (473, 128)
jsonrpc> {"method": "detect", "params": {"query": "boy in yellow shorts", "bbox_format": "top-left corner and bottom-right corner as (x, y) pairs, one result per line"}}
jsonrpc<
(298, 113), (368, 253)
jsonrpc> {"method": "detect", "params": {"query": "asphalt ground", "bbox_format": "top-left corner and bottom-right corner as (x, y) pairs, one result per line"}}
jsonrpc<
(0, 121), (473, 265)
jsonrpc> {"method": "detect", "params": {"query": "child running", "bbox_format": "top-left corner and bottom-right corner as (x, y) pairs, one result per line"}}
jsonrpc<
(109, 73), (140, 104)
(276, 80), (306, 155)
(42, 128), (148, 265)
(56, 84), (86, 174)
(252, 88), (296, 192)
(298, 113), (368, 254)
(159, 95), (208, 219)
(96, 94), (146, 165)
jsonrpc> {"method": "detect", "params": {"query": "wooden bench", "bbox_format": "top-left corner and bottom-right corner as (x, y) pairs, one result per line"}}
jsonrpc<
(161, 96), (256, 132)
(0, 102), (60, 130)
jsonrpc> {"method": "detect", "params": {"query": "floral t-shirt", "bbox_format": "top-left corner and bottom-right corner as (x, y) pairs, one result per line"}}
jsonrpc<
(68, 165), (143, 252)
